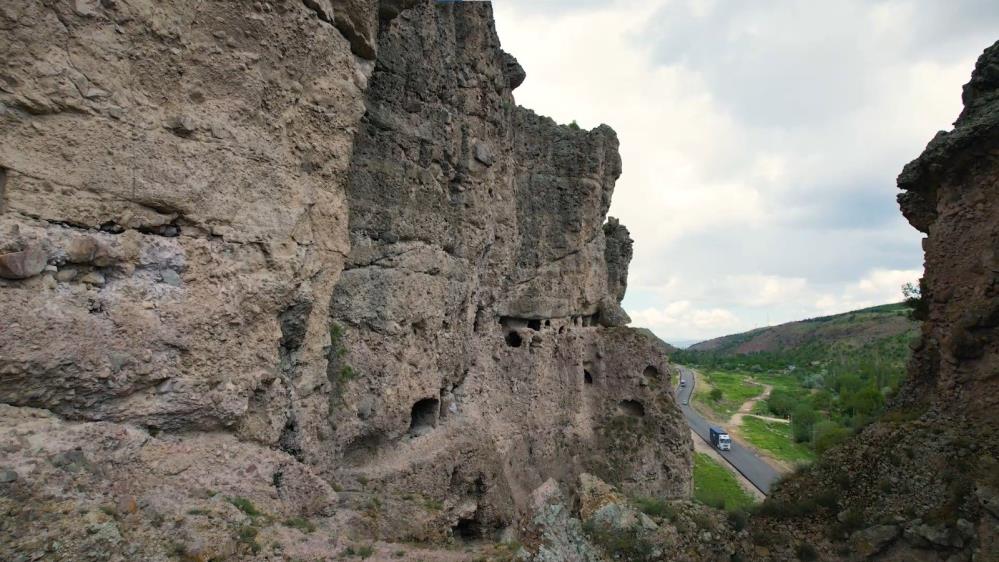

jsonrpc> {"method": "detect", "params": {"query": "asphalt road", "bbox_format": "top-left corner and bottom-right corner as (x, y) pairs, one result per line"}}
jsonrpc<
(676, 366), (781, 495)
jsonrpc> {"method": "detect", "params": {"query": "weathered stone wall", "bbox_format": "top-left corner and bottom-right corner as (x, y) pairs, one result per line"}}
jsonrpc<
(324, 1), (689, 538)
(0, 0), (691, 556)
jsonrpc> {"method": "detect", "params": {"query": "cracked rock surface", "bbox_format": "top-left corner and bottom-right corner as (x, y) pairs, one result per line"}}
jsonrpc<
(0, 0), (691, 558)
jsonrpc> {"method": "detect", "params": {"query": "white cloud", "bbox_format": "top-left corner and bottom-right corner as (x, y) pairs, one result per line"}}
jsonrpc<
(814, 268), (923, 315)
(491, 1), (993, 342)
(630, 301), (742, 342)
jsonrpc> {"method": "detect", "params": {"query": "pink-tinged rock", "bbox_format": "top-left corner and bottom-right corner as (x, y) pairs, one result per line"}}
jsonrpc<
(0, 247), (47, 279)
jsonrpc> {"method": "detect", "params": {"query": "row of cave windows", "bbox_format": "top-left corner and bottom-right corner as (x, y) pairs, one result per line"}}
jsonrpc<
(583, 365), (658, 384)
(408, 395), (646, 436)
(406, 368), (659, 433)
(501, 316), (599, 348)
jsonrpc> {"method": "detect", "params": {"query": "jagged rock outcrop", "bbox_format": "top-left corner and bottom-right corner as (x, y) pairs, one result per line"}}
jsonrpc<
(736, 39), (999, 562)
(323, 1), (689, 541)
(0, 0), (690, 558)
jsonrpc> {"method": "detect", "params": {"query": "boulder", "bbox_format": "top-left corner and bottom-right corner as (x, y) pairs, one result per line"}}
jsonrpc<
(502, 51), (526, 90)
(596, 297), (631, 327)
(850, 525), (900, 558)
(977, 485), (999, 519)
(0, 247), (47, 279)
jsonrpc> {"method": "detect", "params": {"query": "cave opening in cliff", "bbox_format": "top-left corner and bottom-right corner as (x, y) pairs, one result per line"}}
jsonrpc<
(452, 517), (482, 541)
(643, 366), (659, 382)
(527, 319), (542, 331)
(504, 331), (522, 348)
(617, 400), (645, 417)
(584, 370), (593, 384)
(409, 398), (439, 435)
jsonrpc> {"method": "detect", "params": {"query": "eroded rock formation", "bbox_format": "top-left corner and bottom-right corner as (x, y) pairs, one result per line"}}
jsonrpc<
(0, 1), (690, 558)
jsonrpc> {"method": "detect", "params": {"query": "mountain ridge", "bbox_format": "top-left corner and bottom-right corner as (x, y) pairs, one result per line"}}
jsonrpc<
(687, 302), (917, 355)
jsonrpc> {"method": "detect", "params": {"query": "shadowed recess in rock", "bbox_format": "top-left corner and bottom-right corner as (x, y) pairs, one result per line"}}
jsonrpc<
(617, 400), (646, 417)
(409, 398), (440, 435)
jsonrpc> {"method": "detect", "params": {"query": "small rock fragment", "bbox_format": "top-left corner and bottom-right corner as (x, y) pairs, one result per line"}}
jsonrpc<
(851, 524), (900, 558)
(474, 142), (494, 166)
(0, 468), (18, 483)
(66, 237), (99, 264)
(160, 269), (181, 286)
(166, 115), (196, 136)
(80, 272), (106, 286)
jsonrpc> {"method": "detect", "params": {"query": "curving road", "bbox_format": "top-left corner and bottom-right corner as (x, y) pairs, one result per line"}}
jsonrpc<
(675, 366), (781, 495)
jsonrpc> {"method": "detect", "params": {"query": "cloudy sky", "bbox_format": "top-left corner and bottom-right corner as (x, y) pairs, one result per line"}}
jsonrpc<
(491, 0), (999, 345)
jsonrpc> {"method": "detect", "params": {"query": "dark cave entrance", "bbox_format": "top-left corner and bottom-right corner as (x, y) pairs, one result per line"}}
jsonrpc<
(453, 517), (482, 541)
(584, 370), (594, 384)
(527, 319), (542, 331)
(409, 398), (439, 435)
(617, 400), (646, 417)
(505, 331), (523, 348)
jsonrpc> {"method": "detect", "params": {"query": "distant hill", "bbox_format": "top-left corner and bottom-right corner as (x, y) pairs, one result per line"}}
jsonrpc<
(688, 303), (917, 355)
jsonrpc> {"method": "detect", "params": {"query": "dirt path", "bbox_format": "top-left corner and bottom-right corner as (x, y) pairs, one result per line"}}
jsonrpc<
(691, 430), (765, 501)
(728, 384), (784, 428)
(725, 384), (796, 475)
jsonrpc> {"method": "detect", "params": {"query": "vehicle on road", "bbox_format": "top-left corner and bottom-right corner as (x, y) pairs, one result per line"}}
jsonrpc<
(680, 379), (686, 387)
(683, 399), (688, 405)
(710, 427), (732, 451)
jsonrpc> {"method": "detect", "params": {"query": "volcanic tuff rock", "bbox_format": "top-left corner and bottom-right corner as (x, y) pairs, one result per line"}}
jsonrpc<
(0, 0), (690, 558)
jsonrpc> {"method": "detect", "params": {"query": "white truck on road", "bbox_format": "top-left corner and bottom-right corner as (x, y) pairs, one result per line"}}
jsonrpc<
(710, 427), (732, 451)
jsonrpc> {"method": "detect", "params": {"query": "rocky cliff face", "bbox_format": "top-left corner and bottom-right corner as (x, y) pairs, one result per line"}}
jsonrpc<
(0, 1), (689, 558)
(736, 40), (999, 562)
(322, 4), (688, 541)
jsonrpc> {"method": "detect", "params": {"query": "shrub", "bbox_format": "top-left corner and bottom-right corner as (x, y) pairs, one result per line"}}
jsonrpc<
(796, 543), (818, 561)
(283, 516), (316, 533)
(767, 389), (796, 417)
(834, 507), (866, 536)
(227, 497), (262, 517)
(726, 509), (748, 531)
(709, 388), (723, 401)
(346, 544), (375, 559)
(791, 404), (818, 443)
(633, 497), (671, 519)
(753, 497), (816, 520)
(582, 520), (655, 562)
(903, 280), (928, 321)
(236, 525), (262, 554)
(814, 488), (839, 509)
(814, 422), (851, 455)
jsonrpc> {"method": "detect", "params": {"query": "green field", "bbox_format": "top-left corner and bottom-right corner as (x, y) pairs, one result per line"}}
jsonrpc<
(692, 453), (757, 510)
(694, 370), (765, 419)
(739, 416), (815, 464)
